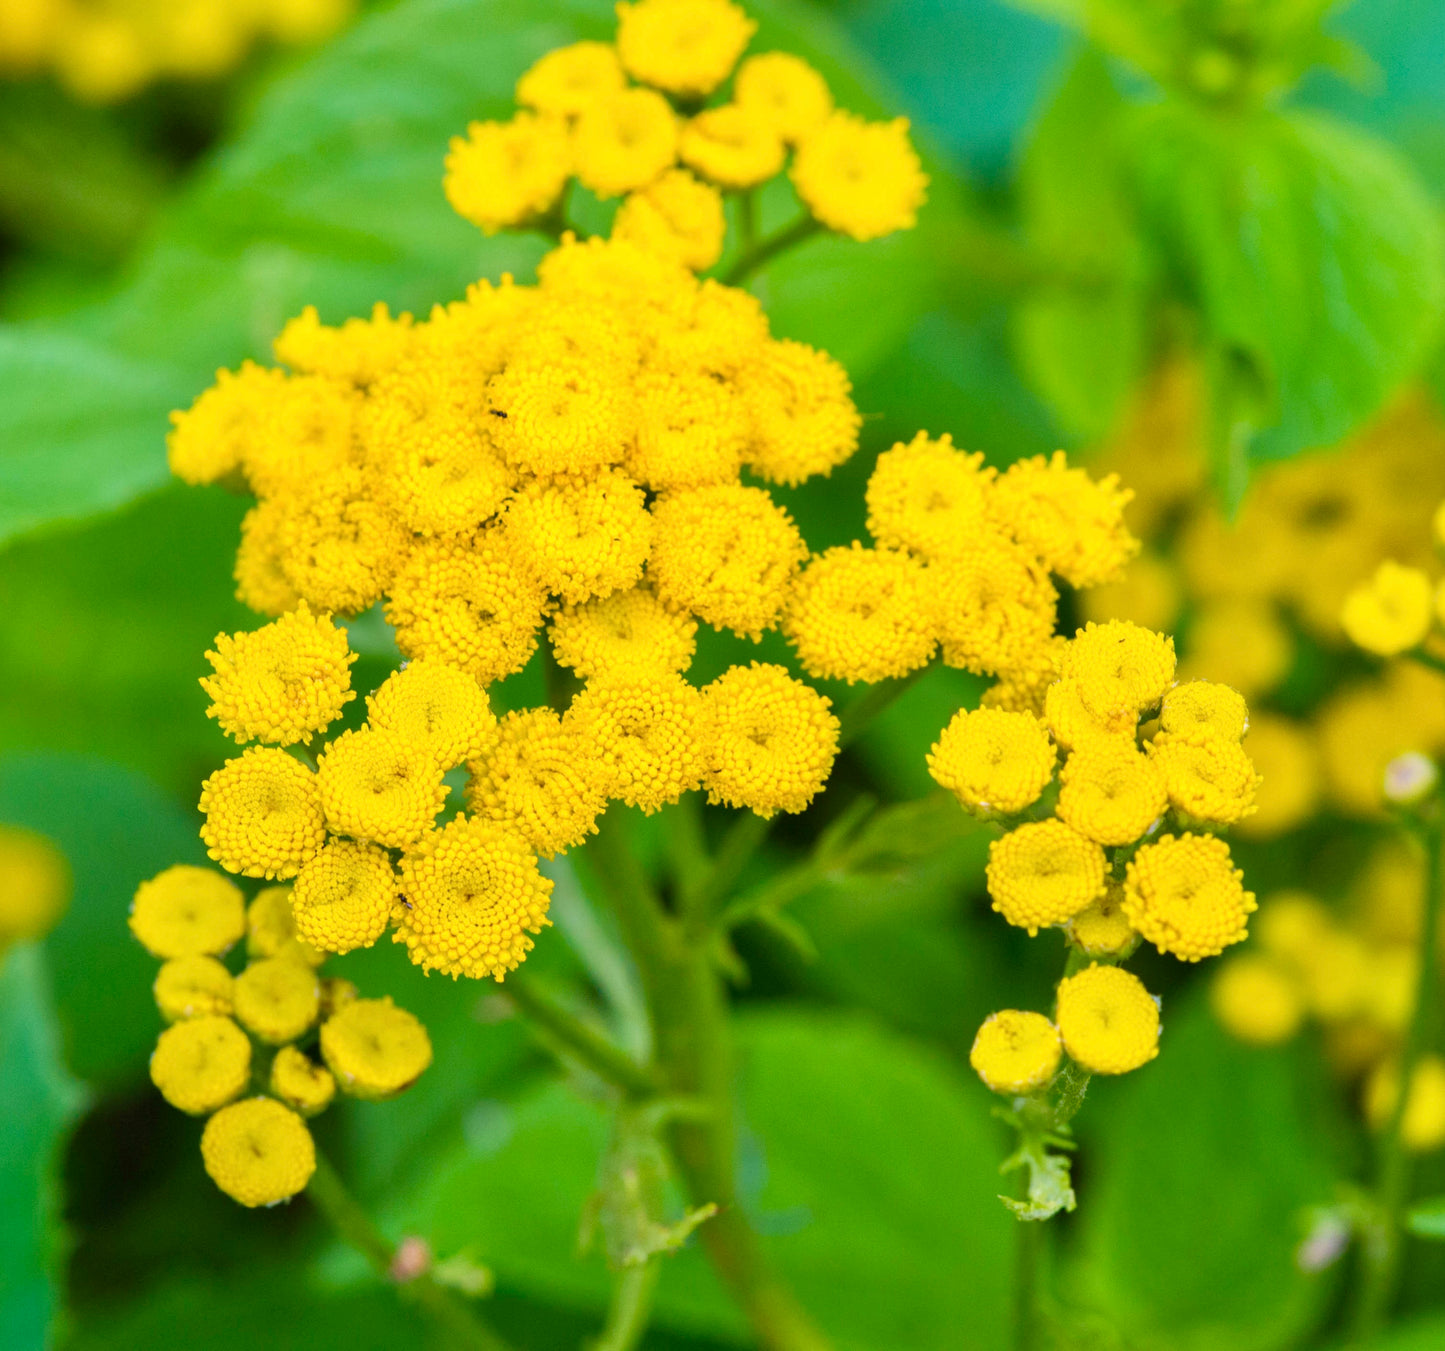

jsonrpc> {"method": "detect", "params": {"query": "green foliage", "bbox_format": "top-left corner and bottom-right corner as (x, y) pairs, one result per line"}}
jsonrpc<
(1406, 1197), (1445, 1241)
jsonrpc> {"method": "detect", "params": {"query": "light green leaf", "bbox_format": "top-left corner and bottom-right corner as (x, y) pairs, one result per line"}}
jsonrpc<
(1406, 1196), (1445, 1240)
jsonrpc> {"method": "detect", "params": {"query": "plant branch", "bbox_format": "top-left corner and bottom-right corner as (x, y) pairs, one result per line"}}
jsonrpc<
(838, 667), (930, 751)
(591, 1261), (660, 1351)
(721, 214), (823, 286)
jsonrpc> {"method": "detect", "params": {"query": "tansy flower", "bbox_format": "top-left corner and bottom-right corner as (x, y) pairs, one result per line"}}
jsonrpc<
(701, 663), (839, 816)
(649, 483), (808, 639)
(1055, 964), (1160, 1075)
(791, 112), (927, 241)
(150, 1016), (251, 1115)
(321, 997), (433, 1098)
(153, 956), (234, 1022)
(487, 353), (637, 478)
(0, 826), (68, 943)
(1149, 731), (1261, 825)
(927, 707), (1055, 816)
(1123, 833), (1256, 962)
(970, 1010), (1062, 1095)
(537, 231), (695, 313)
(1342, 561), (1434, 656)
(1067, 884), (1137, 960)
(612, 168), (727, 271)
(366, 660), (496, 769)
(270, 1046), (336, 1117)
(615, 0), (755, 98)
(317, 727), (447, 850)
(1159, 680), (1249, 744)
(274, 303), (416, 390)
(467, 708), (610, 857)
(1210, 955), (1303, 1046)
(321, 976), (359, 1018)
(980, 636), (1067, 718)
(168, 360), (288, 487)
(232, 956), (321, 1044)
(549, 585), (698, 681)
(667, 278), (770, 377)
(679, 105), (785, 189)
(239, 374), (361, 499)
(291, 840), (396, 954)
(1056, 739), (1167, 846)
(1365, 1056), (1445, 1152)
(130, 865), (247, 957)
(444, 113), (571, 235)
(201, 603), (355, 746)
(628, 363), (749, 490)
(571, 88), (678, 197)
(395, 816), (553, 980)
(201, 1098), (316, 1207)
(865, 433), (994, 561)
(990, 452), (1138, 589)
(1060, 621), (1175, 723)
(1234, 714), (1320, 839)
(516, 41), (627, 117)
(733, 52), (832, 143)
(735, 340), (861, 486)
(784, 544), (936, 684)
(930, 534), (1058, 676)
(1042, 678), (1137, 752)
(246, 886), (325, 967)
(234, 499), (301, 617)
(986, 820), (1105, 935)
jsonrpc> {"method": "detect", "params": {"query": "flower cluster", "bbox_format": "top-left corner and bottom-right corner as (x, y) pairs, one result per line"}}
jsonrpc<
(131, 863), (431, 1205)
(0, 823), (70, 946)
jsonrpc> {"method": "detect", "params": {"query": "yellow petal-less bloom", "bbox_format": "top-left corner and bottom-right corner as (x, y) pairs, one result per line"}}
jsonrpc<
(200, 749), (326, 880)
(649, 483), (808, 640)
(167, 360), (288, 487)
(232, 956), (321, 1045)
(291, 840), (396, 954)
(549, 585), (698, 681)
(201, 603), (356, 746)
(981, 636), (1067, 718)
(679, 105), (784, 189)
(234, 499), (302, 617)
(201, 1098), (316, 1207)
(970, 1010), (1062, 1095)
(239, 373), (361, 499)
(1057, 739), (1167, 846)
(317, 727), (447, 850)
(1067, 883), (1137, 959)
(784, 544), (936, 684)
(1159, 680), (1249, 744)
(153, 956), (234, 1022)
(1366, 1056), (1445, 1152)
(517, 41), (627, 117)
(321, 996), (433, 1098)
(702, 662), (839, 816)
(274, 302), (415, 390)
(735, 340), (861, 486)
(927, 707), (1055, 816)
(733, 52), (832, 143)
(1061, 621), (1176, 723)
(1055, 964), (1160, 1075)
(150, 1015), (251, 1115)
(1341, 560), (1434, 656)
(791, 112), (927, 241)
(270, 1046), (337, 1117)
(1123, 833), (1256, 962)
(395, 816), (553, 980)
(612, 169), (727, 271)
(367, 660), (496, 769)
(615, 0), (755, 97)
(0, 825), (70, 942)
(628, 362), (749, 490)
(487, 353), (637, 478)
(930, 533), (1058, 677)
(1234, 714), (1321, 839)
(1043, 677), (1136, 752)
(987, 821), (1106, 935)
(1150, 730), (1261, 825)
(130, 865), (247, 958)
(246, 886), (325, 967)
(571, 88), (678, 197)
(865, 433), (994, 561)
(1210, 955), (1304, 1046)
(443, 113), (571, 235)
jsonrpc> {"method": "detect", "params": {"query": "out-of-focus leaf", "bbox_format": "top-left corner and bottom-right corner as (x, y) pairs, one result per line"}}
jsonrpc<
(1406, 1196), (1445, 1240)
(1369, 1316), (1445, 1351)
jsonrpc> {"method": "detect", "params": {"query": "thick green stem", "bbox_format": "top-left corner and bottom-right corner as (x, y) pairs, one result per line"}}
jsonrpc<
(721, 215), (824, 286)
(592, 1261), (660, 1351)
(308, 1152), (511, 1351)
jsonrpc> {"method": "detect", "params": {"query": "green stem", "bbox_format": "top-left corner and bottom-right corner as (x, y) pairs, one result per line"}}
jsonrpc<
(592, 1261), (660, 1351)
(738, 189), (759, 257)
(667, 793), (712, 914)
(308, 1152), (512, 1351)
(1409, 649), (1445, 678)
(721, 214), (824, 286)
(1013, 1212), (1042, 1351)
(837, 666), (930, 751)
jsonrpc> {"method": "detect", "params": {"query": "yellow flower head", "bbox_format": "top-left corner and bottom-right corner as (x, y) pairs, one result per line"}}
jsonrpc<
(487, 354), (637, 478)
(1123, 833), (1257, 962)
(367, 660), (496, 769)
(570, 672), (707, 812)
(1056, 739), (1167, 846)
(1365, 1056), (1445, 1152)
(986, 820), (1106, 935)
(865, 432), (994, 561)
(736, 340), (861, 486)
(201, 603), (355, 746)
(1042, 678), (1137, 752)
(239, 374), (361, 500)
(667, 278), (770, 376)
(612, 169), (727, 271)
(467, 708), (610, 857)
(1061, 621), (1176, 723)
(274, 303), (416, 390)
(1067, 883), (1137, 960)
(733, 52), (832, 143)
(1234, 714), (1320, 839)
(927, 707), (1055, 816)
(649, 483), (808, 640)
(615, 0), (755, 97)
(990, 452), (1138, 589)
(970, 1010), (1062, 1095)
(150, 1015), (251, 1115)
(395, 816), (553, 980)
(550, 585), (698, 681)
(791, 112), (927, 241)
(444, 113), (571, 235)
(167, 360), (287, 487)
(679, 104), (785, 189)
(930, 533), (1058, 677)
(1342, 560), (1434, 656)
(517, 40), (627, 117)
(130, 865), (247, 958)
(201, 1098), (316, 1207)
(571, 88), (678, 197)
(321, 996), (433, 1098)
(232, 955), (321, 1045)
(1159, 680), (1249, 744)
(0, 825), (70, 942)
(1055, 964), (1160, 1075)
(981, 636), (1067, 719)
(198, 748), (328, 881)
(784, 544), (936, 684)
(153, 956), (234, 1022)
(701, 663), (839, 816)
(1150, 731), (1261, 825)
(628, 362), (749, 490)
(316, 727), (447, 850)
(291, 839), (396, 954)
(1210, 955), (1303, 1047)
(385, 533), (546, 684)
(270, 1045), (336, 1117)
(1178, 598), (1291, 699)
(246, 886), (325, 967)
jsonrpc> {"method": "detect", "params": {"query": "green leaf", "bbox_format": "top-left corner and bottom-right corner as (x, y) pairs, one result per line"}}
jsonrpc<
(1406, 1196), (1445, 1240)
(1367, 1316), (1445, 1351)
(0, 944), (87, 1351)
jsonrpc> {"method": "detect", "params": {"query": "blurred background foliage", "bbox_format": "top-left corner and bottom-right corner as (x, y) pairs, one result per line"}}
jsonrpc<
(4, 0), (1445, 1348)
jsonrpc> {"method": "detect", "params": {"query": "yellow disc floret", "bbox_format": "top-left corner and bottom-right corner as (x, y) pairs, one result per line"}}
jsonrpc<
(274, 302), (415, 390)
(269, 1045), (336, 1117)
(246, 886), (325, 967)
(1060, 621), (1176, 723)
(1056, 739), (1167, 846)
(735, 340), (861, 486)
(516, 41), (626, 117)
(167, 360), (287, 487)
(443, 113), (571, 235)
(628, 362), (749, 490)
(1067, 883), (1138, 960)
(150, 1015), (251, 1115)
(969, 1010), (1062, 1095)
(1123, 833), (1257, 961)
(865, 432), (994, 561)
(1055, 964), (1160, 1075)
(317, 728), (447, 850)
(0, 825), (70, 942)
(733, 52), (832, 143)
(931, 534), (1058, 678)
(791, 112), (927, 241)
(290, 839), (396, 954)
(679, 104), (784, 189)
(201, 1098), (316, 1207)
(130, 865), (246, 958)
(1342, 561), (1435, 656)
(153, 956), (235, 1022)
(926, 707), (1056, 816)
(986, 820), (1105, 935)
(612, 168), (727, 271)
(615, 0), (755, 97)
(1159, 680), (1249, 744)
(366, 660), (495, 770)
(550, 585), (697, 681)
(232, 956), (321, 1045)
(321, 996), (433, 1098)
(1210, 954), (1304, 1046)
(1149, 731), (1261, 825)
(571, 88), (678, 197)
